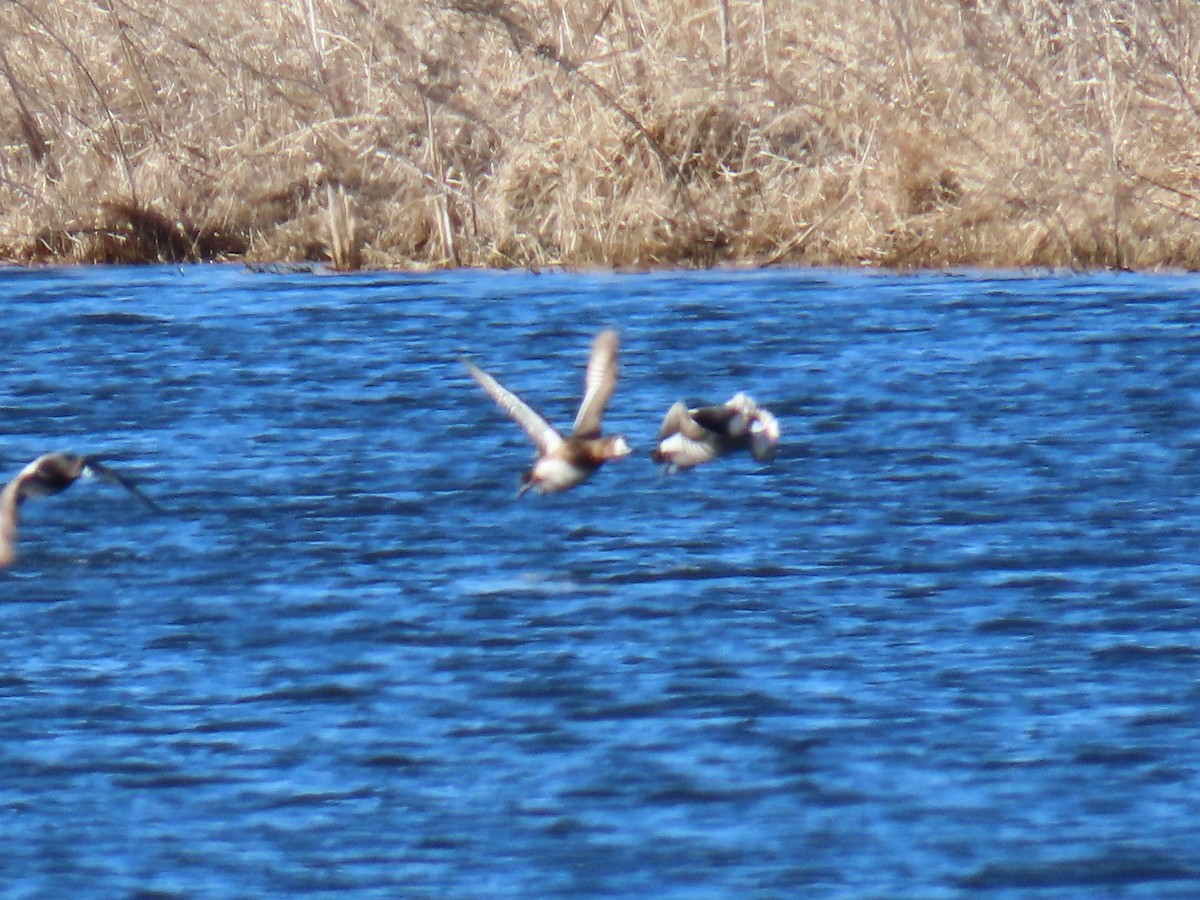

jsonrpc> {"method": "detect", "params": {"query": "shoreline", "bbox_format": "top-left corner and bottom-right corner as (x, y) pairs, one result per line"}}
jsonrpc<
(3, 1), (1199, 271)
(4, 259), (1194, 280)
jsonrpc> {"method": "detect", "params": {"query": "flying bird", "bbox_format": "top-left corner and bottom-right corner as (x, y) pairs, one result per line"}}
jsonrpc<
(651, 392), (780, 472)
(1, 452), (161, 567)
(463, 328), (632, 495)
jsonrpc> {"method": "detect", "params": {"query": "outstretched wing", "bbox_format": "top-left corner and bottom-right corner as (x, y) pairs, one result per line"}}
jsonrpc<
(689, 403), (742, 437)
(573, 328), (620, 438)
(463, 360), (563, 454)
(0, 478), (18, 568)
(655, 401), (711, 442)
(83, 457), (163, 512)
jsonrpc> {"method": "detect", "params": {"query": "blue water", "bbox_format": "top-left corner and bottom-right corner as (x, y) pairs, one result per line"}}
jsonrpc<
(2, 265), (1200, 897)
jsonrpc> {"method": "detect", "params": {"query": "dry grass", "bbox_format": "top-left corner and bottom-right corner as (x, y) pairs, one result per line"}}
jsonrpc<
(1, 0), (1200, 268)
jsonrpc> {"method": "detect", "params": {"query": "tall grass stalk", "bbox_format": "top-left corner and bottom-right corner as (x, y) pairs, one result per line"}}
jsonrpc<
(1, 0), (1200, 268)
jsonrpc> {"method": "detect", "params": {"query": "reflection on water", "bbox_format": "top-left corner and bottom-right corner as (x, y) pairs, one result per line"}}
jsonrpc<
(2, 266), (1200, 896)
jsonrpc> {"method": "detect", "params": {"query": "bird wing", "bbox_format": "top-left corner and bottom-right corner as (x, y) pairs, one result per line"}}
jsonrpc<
(655, 401), (710, 442)
(0, 480), (19, 567)
(83, 457), (163, 512)
(572, 329), (619, 438)
(690, 403), (741, 437)
(748, 409), (780, 461)
(657, 432), (721, 468)
(463, 360), (563, 454)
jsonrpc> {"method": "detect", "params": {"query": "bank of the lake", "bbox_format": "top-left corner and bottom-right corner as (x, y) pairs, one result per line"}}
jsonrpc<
(2, 2), (1200, 270)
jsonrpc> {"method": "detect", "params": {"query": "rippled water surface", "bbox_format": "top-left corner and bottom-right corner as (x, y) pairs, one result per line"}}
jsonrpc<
(3, 265), (1200, 897)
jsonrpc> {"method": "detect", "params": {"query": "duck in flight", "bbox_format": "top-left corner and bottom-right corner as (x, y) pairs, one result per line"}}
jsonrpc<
(463, 328), (632, 495)
(651, 392), (780, 472)
(1, 452), (161, 567)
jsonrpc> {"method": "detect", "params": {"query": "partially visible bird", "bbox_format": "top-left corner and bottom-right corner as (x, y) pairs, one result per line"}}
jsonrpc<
(1, 452), (161, 568)
(463, 328), (632, 495)
(651, 392), (780, 472)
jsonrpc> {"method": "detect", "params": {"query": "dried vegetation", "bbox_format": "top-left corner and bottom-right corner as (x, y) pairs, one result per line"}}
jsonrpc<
(1, 0), (1200, 268)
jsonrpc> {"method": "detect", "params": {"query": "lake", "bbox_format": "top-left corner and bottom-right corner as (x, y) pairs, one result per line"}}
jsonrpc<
(2, 265), (1200, 897)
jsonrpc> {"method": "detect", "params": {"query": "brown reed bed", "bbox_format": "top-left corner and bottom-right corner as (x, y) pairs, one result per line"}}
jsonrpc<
(1, 0), (1199, 270)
